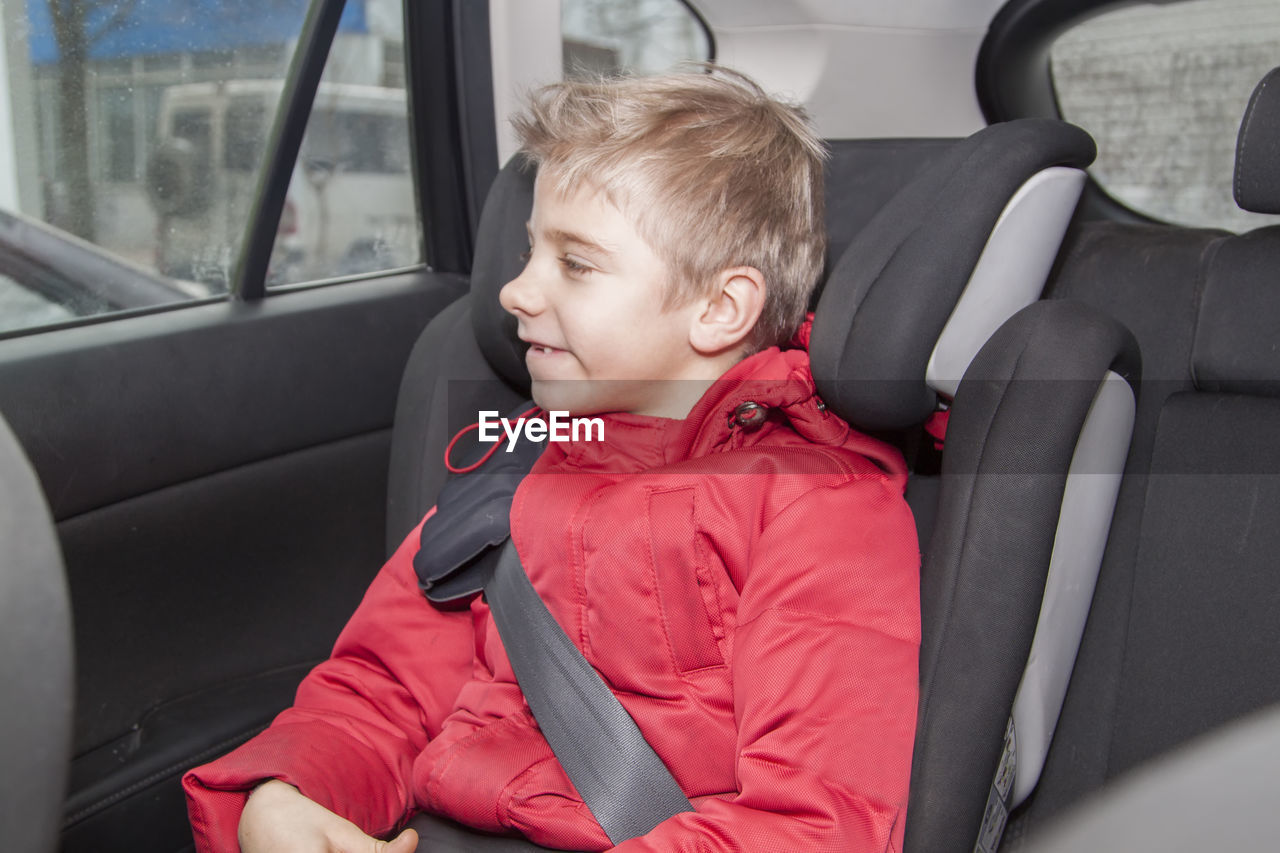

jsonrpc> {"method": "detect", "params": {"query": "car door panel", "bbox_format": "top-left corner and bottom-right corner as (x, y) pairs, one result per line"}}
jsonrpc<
(0, 270), (466, 851)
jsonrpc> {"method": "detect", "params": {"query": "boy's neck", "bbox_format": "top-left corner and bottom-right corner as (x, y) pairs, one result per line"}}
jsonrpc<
(625, 347), (751, 420)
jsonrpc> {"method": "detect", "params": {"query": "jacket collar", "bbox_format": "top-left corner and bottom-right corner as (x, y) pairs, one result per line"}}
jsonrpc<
(542, 329), (850, 474)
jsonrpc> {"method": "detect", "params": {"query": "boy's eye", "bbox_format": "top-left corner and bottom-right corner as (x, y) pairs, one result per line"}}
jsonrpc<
(559, 255), (593, 275)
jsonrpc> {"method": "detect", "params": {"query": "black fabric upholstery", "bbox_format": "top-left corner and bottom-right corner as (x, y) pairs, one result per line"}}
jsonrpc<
(1191, 228), (1280, 395)
(386, 297), (526, 552)
(408, 812), (561, 852)
(1108, 393), (1280, 777)
(469, 160), (536, 391)
(1018, 226), (1226, 821)
(821, 138), (957, 278)
(1234, 66), (1280, 214)
(1005, 99), (1280, 844)
(1045, 220), (1223, 475)
(63, 432), (388, 755)
(905, 299), (1137, 853)
(0, 411), (73, 853)
(1007, 395), (1280, 852)
(811, 119), (1096, 432)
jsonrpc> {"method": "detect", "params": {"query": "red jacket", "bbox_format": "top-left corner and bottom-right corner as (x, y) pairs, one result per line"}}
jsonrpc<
(184, 341), (921, 852)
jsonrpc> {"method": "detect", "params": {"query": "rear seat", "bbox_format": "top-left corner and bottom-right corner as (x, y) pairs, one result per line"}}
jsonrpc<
(1004, 65), (1280, 847)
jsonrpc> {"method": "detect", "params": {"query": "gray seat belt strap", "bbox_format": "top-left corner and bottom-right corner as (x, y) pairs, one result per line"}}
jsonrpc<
(484, 540), (694, 844)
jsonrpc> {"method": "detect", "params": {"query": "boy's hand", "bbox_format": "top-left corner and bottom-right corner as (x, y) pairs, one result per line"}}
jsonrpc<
(238, 779), (419, 853)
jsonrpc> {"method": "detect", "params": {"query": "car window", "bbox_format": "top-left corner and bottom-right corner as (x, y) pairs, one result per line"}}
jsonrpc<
(3, 0), (308, 334)
(2, 0), (415, 335)
(562, 0), (712, 77)
(266, 6), (416, 288)
(1051, 0), (1280, 232)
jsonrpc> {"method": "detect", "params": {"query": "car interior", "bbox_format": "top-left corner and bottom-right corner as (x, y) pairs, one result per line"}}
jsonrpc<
(0, 1), (1277, 852)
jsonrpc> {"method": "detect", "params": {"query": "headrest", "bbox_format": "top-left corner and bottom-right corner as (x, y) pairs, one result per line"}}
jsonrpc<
(470, 159), (536, 393)
(467, 120), (1097, 427)
(1191, 228), (1280, 396)
(810, 119), (1096, 432)
(1235, 66), (1280, 215)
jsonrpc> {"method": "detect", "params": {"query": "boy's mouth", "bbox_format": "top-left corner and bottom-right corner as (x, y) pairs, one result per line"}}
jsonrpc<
(521, 338), (567, 356)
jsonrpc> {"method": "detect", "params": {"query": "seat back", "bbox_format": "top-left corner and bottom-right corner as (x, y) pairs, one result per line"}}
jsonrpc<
(0, 410), (74, 853)
(799, 117), (1137, 853)
(905, 299), (1137, 853)
(1005, 66), (1280, 847)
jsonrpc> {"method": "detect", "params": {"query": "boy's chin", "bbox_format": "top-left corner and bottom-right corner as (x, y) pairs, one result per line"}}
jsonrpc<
(531, 379), (694, 420)
(530, 379), (610, 417)
(530, 379), (644, 418)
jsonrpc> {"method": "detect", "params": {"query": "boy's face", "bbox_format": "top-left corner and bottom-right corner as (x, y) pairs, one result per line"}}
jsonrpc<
(499, 176), (709, 418)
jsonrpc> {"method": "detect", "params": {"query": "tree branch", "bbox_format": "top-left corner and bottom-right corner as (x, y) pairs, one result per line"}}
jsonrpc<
(88, 0), (141, 47)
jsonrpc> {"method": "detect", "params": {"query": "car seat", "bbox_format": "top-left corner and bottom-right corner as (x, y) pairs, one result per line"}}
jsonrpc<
(387, 118), (1123, 851)
(0, 409), (74, 853)
(1003, 65), (1280, 850)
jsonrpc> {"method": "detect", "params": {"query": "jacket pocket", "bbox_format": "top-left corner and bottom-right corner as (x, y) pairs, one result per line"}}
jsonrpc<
(648, 486), (724, 673)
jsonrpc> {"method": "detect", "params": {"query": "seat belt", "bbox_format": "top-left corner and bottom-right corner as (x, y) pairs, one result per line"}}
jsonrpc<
(414, 421), (692, 844)
(482, 540), (693, 843)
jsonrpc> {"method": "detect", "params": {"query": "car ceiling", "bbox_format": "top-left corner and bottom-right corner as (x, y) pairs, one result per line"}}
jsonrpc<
(693, 0), (1012, 139)
(490, 0), (1015, 153)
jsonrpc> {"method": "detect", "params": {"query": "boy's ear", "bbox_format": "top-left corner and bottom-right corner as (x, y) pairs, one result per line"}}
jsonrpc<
(689, 266), (766, 356)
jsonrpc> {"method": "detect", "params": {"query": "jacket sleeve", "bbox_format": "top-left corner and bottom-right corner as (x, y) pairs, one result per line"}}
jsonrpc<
(614, 476), (921, 853)
(182, 513), (476, 853)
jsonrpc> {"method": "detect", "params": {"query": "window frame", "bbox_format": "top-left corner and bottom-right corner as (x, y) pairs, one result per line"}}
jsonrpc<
(227, 0), (497, 300)
(976, 0), (1167, 225)
(1, 0), (494, 338)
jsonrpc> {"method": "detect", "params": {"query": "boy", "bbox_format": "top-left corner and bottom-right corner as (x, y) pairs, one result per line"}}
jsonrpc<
(185, 67), (920, 852)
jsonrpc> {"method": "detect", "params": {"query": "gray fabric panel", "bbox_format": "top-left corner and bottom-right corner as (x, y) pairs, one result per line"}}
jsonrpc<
(811, 119), (1096, 432)
(1191, 227), (1280, 396)
(905, 299), (1136, 853)
(1234, 66), (1280, 214)
(1109, 393), (1280, 774)
(1023, 704), (1280, 852)
(0, 413), (72, 853)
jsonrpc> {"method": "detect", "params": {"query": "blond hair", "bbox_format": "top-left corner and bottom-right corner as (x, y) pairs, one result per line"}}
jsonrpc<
(512, 66), (827, 351)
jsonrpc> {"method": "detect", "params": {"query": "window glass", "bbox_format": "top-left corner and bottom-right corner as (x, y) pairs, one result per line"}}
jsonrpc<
(224, 100), (266, 172)
(2, 0), (313, 334)
(1051, 0), (1280, 232)
(2, 0), (411, 335)
(267, 2), (417, 287)
(561, 0), (712, 78)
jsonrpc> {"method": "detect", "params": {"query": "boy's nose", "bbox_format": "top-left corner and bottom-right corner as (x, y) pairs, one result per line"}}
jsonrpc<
(499, 266), (545, 317)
